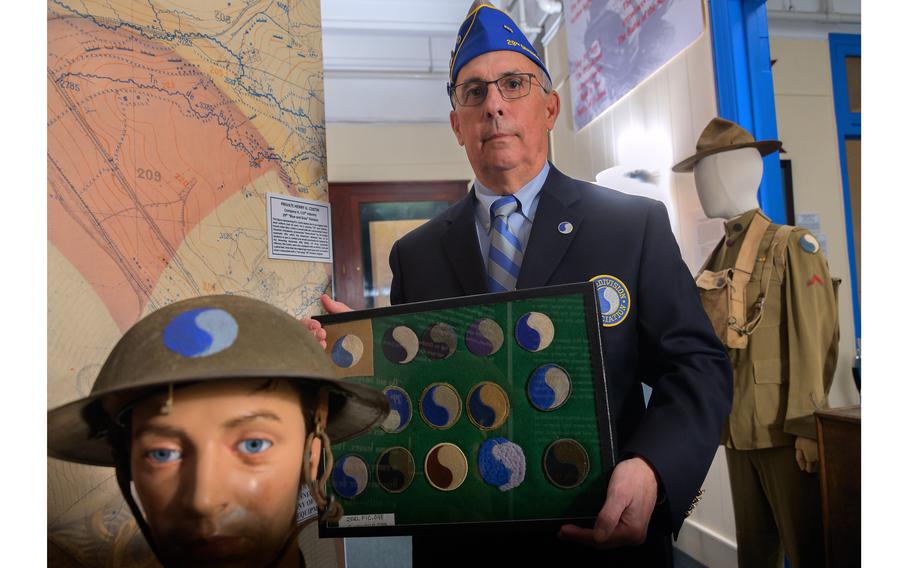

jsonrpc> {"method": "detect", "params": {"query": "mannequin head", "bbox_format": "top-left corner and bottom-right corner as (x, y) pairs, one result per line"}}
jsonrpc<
(128, 378), (309, 568)
(693, 147), (763, 220)
(47, 294), (391, 568)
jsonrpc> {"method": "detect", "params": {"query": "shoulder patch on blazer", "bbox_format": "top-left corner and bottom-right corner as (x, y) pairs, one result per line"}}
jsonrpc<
(589, 274), (630, 328)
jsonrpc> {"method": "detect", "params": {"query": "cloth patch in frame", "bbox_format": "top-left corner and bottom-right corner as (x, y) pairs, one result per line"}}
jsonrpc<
(331, 454), (370, 500)
(424, 443), (468, 491)
(331, 334), (364, 368)
(376, 447), (416, 494)
(324, 318), (374, 378)
(515, 311), (555, 351)
(381, 325), (419, 364)
(419, 383), (462, 429)
(380, 386), (412, 434)
(527, 364), (572, 411)
(543, 439), (590, 489)
(465, 317), (504, 357)
(420, 322), (458, 360)
(466, 381), (510, 430)
(478, 437), (526, 491)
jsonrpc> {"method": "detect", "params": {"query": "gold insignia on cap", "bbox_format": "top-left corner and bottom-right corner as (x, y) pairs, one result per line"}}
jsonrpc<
(503, 24), (513, 33)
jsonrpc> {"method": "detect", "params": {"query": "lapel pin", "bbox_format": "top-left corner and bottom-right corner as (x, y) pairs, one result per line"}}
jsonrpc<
(558, 221), (573, 234)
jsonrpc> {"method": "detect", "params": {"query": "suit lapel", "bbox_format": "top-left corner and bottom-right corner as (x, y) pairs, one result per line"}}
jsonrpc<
(516, 166), (583, 289)
(442, 189), (488, 296)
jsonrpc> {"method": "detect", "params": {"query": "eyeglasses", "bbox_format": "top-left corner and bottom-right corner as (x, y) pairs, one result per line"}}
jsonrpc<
(449, 73), (546, 107)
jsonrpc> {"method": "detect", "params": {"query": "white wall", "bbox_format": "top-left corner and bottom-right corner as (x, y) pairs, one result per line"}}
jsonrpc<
(546, 20), (725, 275)
(545, 19), (739, 566)
(326, 122), (474, 182)
(770, 36), (860, 409)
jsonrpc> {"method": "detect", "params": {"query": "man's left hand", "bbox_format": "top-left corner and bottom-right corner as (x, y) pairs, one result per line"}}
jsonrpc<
(298, 295), (353, 350)
(300, 316), (328, 349)
(558, 456), (658, 549)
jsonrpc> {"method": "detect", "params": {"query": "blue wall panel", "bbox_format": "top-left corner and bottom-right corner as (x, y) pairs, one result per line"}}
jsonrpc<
(828, 32), (861, 339)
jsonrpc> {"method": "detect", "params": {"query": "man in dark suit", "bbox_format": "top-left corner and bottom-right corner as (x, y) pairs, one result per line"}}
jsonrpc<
(319, 3), (731, 565)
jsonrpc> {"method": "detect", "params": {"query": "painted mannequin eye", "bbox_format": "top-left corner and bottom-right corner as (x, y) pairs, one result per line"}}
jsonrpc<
(238, 439), (273, 455)
(147, 449), (181, 463)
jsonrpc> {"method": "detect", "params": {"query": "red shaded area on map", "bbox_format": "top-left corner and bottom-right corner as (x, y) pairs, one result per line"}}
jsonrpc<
(48, 16), (296, 330)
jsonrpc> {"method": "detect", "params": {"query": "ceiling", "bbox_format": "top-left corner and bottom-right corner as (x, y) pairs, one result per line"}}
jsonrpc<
(321, 0), (563, 123)
(321, 0), (860, 124)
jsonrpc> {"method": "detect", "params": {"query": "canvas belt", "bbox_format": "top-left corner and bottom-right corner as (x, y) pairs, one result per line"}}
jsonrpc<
(696, 217), (794, 349)
(735, 224), (794, 338)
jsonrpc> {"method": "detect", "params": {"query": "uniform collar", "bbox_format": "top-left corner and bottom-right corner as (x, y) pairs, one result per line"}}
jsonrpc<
(723, 208), (768, 243)
(474, 162), (550, 232)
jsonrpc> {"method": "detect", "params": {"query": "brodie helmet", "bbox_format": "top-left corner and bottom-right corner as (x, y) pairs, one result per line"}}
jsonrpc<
(48, 294), (388, 532)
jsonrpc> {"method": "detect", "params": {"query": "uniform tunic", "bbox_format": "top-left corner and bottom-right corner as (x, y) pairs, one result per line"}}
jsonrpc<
(700, 209), (839, 449)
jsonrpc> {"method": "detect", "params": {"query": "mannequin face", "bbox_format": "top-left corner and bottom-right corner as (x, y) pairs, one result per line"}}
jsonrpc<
(693, 147), (763, 220)
(130, 379), (306, 568)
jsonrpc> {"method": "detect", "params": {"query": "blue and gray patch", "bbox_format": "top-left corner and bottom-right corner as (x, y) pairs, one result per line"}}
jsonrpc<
(163, 308), (239, 358)
(589, 274), (630, 328)
(799, 234), (820, 254)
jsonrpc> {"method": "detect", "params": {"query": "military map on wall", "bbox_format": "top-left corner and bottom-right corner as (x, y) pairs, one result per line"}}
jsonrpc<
(47, 1), (330, 564)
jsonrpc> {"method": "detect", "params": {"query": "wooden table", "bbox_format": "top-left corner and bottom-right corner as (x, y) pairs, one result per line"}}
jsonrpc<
(815, 405), (860, 568)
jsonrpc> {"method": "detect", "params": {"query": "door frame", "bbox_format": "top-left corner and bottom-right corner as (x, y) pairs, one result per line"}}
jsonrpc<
(828, 32), (861, 341)
(709, 0), (786, 223)
(328, 181), (468, 308)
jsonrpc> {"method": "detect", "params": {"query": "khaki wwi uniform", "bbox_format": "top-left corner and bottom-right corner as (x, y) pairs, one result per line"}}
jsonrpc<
(697, 209), (839, 568)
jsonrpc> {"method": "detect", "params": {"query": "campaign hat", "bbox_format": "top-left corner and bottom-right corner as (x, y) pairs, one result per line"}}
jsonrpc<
(672, 117), (782, 172)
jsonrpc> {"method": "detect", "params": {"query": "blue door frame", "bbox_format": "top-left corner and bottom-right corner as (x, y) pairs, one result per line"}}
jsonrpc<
(708, 0), (786, 224)
(828, 32), (861, 340)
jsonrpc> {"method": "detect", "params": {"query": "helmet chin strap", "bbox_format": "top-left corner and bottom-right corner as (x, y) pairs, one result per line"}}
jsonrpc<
(302, 388), (343, 523)
(110, 425), (163, 563)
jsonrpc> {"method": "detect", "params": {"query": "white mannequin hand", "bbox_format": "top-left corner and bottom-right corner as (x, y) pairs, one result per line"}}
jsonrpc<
(795, 436), (819, 473)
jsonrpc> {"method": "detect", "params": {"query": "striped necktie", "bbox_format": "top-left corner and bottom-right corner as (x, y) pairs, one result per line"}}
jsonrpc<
(487, 195), (523, 292)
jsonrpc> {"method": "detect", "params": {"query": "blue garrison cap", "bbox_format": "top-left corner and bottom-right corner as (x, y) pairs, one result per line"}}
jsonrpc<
(448, 3), (550, 92)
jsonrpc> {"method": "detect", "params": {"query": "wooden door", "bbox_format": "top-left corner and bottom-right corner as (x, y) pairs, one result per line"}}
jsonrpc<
(329, 181), (468, 309)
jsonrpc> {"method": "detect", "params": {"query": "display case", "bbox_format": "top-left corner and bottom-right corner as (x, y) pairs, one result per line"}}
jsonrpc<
(316, 283), (617, 537)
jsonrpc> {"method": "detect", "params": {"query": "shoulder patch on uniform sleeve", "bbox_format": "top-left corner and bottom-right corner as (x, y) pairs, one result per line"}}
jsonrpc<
(798, 233), (820, 254)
